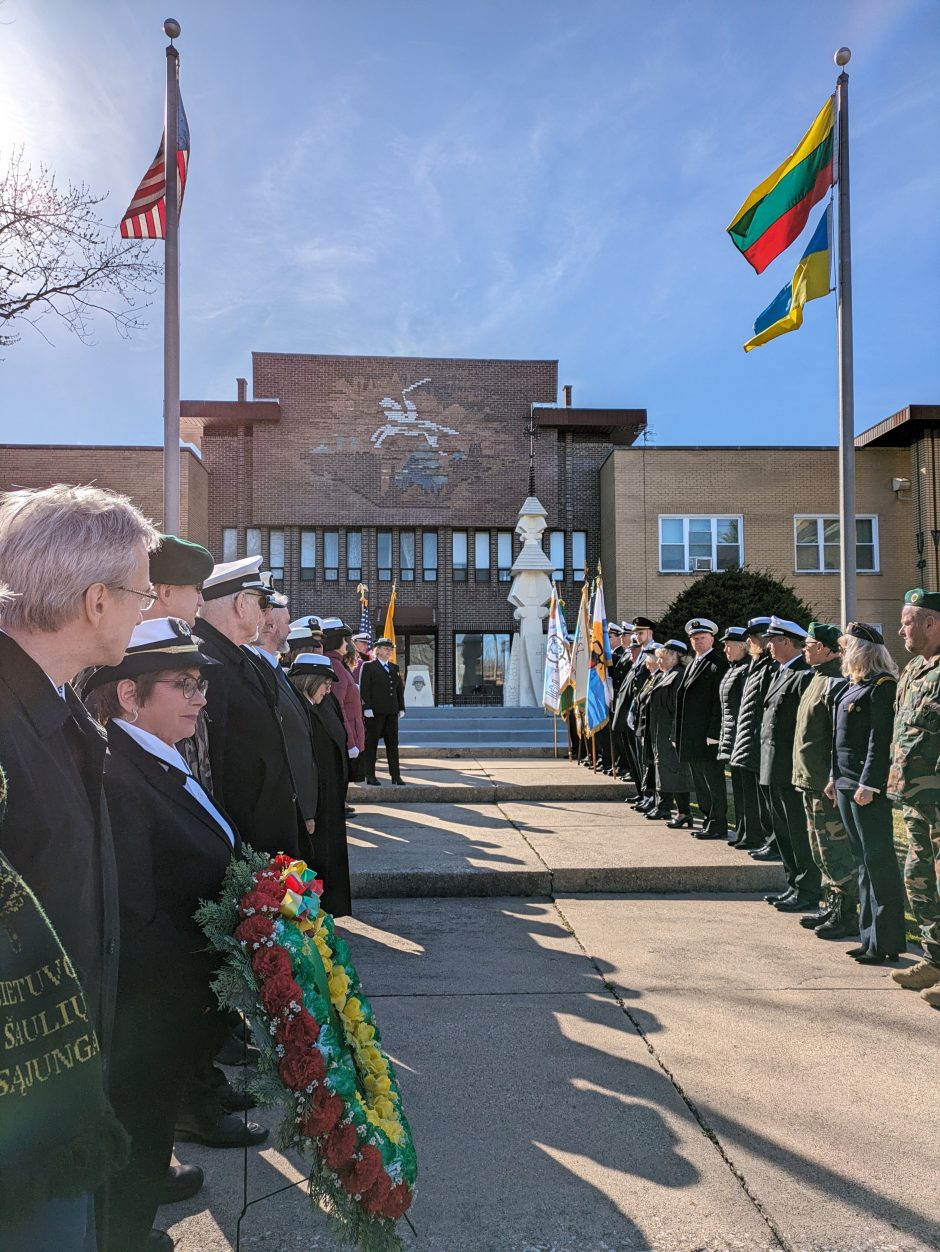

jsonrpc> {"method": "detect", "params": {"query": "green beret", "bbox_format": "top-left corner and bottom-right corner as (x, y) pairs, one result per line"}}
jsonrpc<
(150, 534), (214, 587)
(904, 587), (940, 611)
(807, 622), (842, 651)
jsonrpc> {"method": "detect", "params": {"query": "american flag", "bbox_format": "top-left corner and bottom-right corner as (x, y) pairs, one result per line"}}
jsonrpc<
(119, 95), (190, 239)
(357, 584), (372, 644)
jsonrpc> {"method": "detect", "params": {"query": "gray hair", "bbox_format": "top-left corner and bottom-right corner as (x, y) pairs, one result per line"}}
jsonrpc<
(0, 484), (158, 632)
(839, 635), (899, 683)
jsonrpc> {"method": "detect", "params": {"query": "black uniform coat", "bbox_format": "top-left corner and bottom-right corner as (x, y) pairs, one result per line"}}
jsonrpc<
(359, 658), (406, 715)
(611, 656), (643, 734)
(758, 657), (813, 788)
(717, 658), (750, 761)
(832, 673), (898, 792)
(194, 618), (303, 857)
(729, 652), (778, 772)
(0, 633), (118, 1052)
(674, 647), (728, 763)
(610, 646), (631, 698)
(648, 667), (691, 793)
(251, 651), (319, 825)
(307, 699), (352, 917)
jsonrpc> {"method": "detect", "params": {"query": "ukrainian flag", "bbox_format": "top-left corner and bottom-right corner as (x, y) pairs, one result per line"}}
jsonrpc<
(744, 206), (831, 352)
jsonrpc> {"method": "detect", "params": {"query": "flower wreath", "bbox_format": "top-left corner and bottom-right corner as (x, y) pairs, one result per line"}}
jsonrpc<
(197, 848), (416, 1251)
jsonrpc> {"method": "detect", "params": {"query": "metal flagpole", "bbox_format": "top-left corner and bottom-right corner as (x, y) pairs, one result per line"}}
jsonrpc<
(834, 47), (856, 624)
(163, 19), (182, 536)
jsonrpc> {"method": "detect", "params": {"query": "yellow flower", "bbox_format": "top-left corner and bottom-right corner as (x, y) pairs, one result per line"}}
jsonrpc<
(342, 996), (364, 1023)
(328, 970), (350, 1002)
(354, 1022), (376, 1046)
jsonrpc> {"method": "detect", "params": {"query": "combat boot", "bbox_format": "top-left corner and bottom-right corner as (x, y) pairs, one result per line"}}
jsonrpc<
(919, 985), (940, 1008)
(800, 890), (834, 929)
(815, 895), (859, 939)
(892, 960), (940, 990)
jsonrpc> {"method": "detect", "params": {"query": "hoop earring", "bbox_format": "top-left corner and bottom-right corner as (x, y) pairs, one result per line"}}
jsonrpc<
(127, 709), (139, 724)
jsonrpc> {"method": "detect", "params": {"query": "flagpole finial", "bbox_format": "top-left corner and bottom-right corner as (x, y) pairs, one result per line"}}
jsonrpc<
(164, 18), (181, 42)
(834, 47), (851, 67)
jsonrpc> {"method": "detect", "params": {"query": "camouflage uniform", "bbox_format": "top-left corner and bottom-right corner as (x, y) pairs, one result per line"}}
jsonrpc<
(887, 652), (940, 966)
(792, 658), (857, 900)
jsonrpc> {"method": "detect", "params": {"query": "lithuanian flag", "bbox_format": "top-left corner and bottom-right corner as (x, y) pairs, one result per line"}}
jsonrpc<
(728, 98), (834, 274)
(744, 206), (830, 351)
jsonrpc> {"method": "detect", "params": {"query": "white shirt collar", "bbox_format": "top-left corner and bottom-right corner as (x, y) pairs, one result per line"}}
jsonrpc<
(115, 719), (192, 774)
(249, 646), (281, 668)
(781, 655), (801, 669)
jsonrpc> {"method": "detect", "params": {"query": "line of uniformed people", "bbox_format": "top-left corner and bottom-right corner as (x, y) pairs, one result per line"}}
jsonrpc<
(578, 592), (940, 1006)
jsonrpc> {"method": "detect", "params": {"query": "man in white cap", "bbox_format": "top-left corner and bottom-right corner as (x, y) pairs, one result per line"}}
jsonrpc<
(673, 618), (728, 838)
(760, 617), (820, 913)
(194, 558), (306, 858)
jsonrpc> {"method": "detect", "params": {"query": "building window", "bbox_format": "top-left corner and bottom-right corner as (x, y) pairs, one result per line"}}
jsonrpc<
(497, 531), (513, 582)
(346, 530), (362, 582)
(221, 528), (237, 563)
(474, 531), (491, 582)
(377, 530), (393, 582)
(454, 632), (511, 699)
(422, 530), (438, 582)
(300, 530), (316, 581)
(794, 515), (879, 573)
(548, 530), (565, 581)
(659, 516), (743, 573)
(572, 531), (587, 582)
(269, 529), (285, 583)
(400, 531), (416, 582)
(323, 531), (339, 581)
(452, 531), (468, 582)
(246, 528), (262, 558)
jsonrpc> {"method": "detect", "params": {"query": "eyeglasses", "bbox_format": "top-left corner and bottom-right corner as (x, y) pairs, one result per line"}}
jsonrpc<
(243, 591), (272, 609)
(153, 676), (209, 699)
(114, 584), (158, 610)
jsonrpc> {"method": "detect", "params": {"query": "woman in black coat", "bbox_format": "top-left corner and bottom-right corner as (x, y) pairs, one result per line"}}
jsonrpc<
(83, 618), (245, 1252)
(717, 628), (751, 845)
(631, 647), (662, 812)
(825, 624), (906, 965)
(288, 653), (352, 917)
(647, 642), (693, 824)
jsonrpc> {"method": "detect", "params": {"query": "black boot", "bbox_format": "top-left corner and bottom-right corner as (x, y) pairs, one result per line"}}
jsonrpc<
(815, 895), (860, 939)
(800, 890), (835, 929)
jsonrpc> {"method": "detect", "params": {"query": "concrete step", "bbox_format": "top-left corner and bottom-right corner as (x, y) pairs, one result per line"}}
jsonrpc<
(351, 758), (624, 804)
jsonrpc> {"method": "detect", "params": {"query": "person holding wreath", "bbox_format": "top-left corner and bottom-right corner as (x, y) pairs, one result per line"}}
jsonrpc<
(84, 618), (263, 1252)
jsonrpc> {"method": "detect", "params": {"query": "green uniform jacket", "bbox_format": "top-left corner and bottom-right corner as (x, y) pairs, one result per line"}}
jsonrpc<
(887, 652), (940, 805)
(792, 658), (846, 792)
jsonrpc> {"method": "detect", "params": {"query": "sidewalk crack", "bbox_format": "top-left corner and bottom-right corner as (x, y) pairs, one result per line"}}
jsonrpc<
(551, 897), (792, 1252)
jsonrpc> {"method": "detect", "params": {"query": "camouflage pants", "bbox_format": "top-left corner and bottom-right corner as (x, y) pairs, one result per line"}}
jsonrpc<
(901, 799), (940, 967)
(801, 789), (859, 900)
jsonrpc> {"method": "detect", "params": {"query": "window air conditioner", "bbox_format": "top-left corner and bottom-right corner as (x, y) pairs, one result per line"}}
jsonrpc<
(693, 557), (714, 572)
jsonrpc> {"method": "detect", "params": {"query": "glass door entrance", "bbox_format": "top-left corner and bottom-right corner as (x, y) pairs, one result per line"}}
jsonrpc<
(394, 631), (437, 703)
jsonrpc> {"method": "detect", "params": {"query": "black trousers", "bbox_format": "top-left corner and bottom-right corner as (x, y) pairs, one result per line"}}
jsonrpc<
(835, 789), (907, 955)
(689, 758), (727, 831)
(728, 764), (745, 837)
(363, 712), (401, 780)
(736, 767), (769, 846)
(769, 782), (821, 898)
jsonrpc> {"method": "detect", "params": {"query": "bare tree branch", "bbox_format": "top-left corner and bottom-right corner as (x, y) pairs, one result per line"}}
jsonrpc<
(0, 147), (162, 353)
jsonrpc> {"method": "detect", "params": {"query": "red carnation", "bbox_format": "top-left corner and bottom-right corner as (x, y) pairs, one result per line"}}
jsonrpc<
(380, 1181), (413, 1220)
(360, 1172), (393, 1215)
(234, 915), (274, 948)
(251, 945), (293, 982)
(322, 1121), (358, 1169)
(272, 854), (293, 868)
(275, 1010), (319, 1049)
(339, 1143), (383, 1197)
(238, 889), (281, 918)
(278, 1047), (326, 1092)
(301, 1093), (343, 1138)
(260, 972), (301, 1017)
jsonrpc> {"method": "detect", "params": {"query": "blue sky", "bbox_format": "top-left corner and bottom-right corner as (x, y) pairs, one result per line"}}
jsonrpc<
(1, 0), (937, 447)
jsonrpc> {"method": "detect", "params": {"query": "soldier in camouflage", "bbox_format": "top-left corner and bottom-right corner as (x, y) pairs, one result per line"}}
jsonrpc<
(792, 623), (858, 937)
(888, 588), (940, 1007)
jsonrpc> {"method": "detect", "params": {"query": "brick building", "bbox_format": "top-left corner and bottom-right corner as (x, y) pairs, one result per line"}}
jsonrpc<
(1, 364), (936, 694)
(181, 353), (645, 704)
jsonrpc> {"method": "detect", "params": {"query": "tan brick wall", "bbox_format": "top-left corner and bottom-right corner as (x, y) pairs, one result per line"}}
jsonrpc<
(600, 445), (915, 656)
(0, 445), (209, 543)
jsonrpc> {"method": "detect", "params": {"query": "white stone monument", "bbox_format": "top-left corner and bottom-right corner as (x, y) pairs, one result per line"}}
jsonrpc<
(503, 495), (554, 707)
(404, 663), (434, 707)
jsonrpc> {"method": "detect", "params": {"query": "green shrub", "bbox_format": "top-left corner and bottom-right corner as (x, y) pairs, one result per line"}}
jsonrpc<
(655, 567), (818, 643)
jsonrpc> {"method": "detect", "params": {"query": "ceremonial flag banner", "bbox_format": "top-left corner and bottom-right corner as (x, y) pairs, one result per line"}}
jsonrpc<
(571, 584), (591, 709)
(381, 584), (397, 663)
(585, 577), (612, 736)
(120, 94), (190, 239)
(744, 206), (831, 351)
(727, 97), (833, 274)
(542, 586), (569, 715)
(357, 584), (373, 644)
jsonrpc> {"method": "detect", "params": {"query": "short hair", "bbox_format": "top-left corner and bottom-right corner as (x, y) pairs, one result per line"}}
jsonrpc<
(0, 484), (158, 632)
(84, 671), (161, 725)
(289, 670), (333, 700)
(839, 636), (899, 683)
